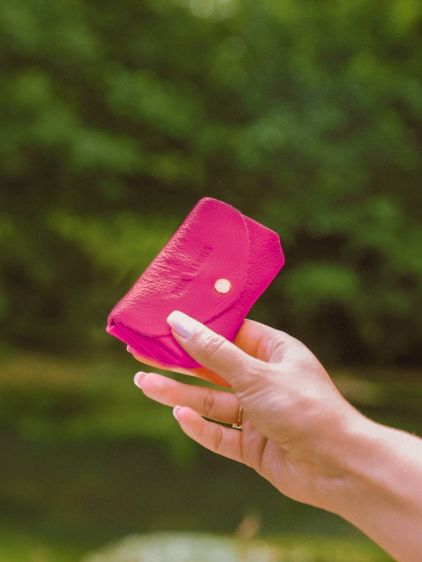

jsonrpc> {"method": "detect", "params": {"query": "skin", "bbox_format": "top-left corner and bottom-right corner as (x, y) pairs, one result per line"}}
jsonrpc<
(130, 311), (422, 562)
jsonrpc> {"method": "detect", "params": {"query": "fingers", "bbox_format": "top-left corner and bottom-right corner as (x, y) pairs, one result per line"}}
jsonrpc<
(127, 346), (229, 387)
(134, 371), (239, 424)
(166, 311), (267, 390)
(172, 405), (244, 464)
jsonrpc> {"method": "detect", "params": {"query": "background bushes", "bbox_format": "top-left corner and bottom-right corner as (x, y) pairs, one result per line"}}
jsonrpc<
(1, 0), (421, 363)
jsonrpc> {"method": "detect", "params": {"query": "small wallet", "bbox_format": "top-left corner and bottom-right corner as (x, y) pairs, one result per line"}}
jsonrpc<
(106, 197), (285, 369)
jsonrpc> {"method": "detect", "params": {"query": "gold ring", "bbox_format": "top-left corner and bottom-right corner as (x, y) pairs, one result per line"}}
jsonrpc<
(232, 406), (243, 430)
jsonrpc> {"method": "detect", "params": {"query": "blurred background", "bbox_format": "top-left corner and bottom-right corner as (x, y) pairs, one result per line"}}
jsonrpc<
(0, 0), (421, 560)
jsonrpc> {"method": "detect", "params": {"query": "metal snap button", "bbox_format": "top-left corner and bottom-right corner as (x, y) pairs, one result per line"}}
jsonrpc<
(214, 278), (232, 294)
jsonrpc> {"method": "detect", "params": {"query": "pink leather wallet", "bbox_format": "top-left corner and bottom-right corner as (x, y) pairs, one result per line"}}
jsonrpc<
(106, 197), (285, 369)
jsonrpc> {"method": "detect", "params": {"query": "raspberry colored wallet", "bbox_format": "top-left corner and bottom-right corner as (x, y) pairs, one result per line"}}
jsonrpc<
(106, 197), (285, 369)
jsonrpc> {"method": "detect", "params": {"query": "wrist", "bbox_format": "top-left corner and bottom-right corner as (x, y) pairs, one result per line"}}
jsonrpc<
(319, 406), (422, 520)
(317, 408), (422, 562)
(311, 402), (378, 514)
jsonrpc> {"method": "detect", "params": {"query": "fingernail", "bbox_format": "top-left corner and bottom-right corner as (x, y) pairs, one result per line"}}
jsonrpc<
(173, 405), (183, 421)
(134, 371), (147, 388)
(166, 310), (198, 339)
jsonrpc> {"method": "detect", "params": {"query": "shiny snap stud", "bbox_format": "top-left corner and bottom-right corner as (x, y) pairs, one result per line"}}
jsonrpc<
(214, 278), (231, 294)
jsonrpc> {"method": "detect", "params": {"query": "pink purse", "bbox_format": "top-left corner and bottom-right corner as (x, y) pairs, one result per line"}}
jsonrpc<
(106, 197), (285, 370)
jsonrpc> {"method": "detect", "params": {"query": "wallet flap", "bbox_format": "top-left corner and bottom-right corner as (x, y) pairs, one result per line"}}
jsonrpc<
(107, 198), (250, 337)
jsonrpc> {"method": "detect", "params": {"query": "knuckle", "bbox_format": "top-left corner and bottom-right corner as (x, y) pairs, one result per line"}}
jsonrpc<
(202, 388), (215, 417)
(212, 425), (224, 453)
(200, 333), (227, 360)
(293, 354), (316, 373)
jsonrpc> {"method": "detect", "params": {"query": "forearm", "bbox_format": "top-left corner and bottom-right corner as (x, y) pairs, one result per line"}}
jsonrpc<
(328, 411), (422, 562)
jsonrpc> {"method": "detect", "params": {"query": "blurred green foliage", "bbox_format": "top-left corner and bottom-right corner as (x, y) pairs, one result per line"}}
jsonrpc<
(2, 4), (420, 558)
(2, 354), (421, 452)
(1, 0), (421, 364)
(0, 352), (195, 462)
(0, 354), (420, 531)
(3, 354), (415, 559)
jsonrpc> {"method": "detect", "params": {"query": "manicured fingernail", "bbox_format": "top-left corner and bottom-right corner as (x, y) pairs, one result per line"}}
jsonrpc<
(134, 372), (147, 388)
(173, 405), (183, 421)
(166, 310), (198, 339)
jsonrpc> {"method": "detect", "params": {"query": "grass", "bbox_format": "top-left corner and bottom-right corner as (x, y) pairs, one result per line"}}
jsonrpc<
(0, 352), (417, 561)
(0, 531), (83, 562)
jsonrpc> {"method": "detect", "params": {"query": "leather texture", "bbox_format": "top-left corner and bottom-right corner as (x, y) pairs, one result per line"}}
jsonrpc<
(106, 197), (285, 368)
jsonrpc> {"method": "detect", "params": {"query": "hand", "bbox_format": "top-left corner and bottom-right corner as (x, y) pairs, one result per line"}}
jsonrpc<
(131, 310), (363, 512)
(131, 311), (422, 561)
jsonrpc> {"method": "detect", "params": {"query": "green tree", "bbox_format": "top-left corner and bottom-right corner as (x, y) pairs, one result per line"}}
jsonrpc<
(0, 0), (421, 364)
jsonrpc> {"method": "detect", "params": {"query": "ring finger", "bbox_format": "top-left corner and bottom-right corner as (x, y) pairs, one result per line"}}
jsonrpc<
(134, 371), (240, 424)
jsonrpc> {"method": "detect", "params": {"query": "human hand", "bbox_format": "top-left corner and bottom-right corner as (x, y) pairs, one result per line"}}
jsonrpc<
(130, 310), (422, 561)
(131, 310), (365, 513)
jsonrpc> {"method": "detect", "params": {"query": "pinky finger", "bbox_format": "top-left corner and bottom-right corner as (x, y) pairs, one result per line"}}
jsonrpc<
(173, 405), (244, 464)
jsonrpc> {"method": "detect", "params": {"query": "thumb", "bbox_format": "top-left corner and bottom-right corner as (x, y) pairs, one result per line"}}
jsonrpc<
(166, 310), (266, 389)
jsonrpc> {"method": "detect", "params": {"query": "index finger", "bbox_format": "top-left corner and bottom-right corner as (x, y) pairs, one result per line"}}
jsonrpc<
(127, 317), (274, 387)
